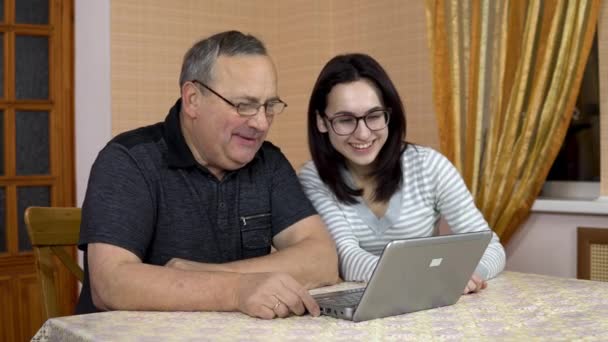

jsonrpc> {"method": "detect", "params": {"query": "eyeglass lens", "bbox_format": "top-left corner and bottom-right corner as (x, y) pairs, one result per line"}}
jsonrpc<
(237, 102), (286, 116)
(330, 110), (389, 135)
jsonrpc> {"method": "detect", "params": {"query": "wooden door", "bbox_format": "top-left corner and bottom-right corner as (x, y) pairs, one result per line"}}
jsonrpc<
(0, 0), (75, 341)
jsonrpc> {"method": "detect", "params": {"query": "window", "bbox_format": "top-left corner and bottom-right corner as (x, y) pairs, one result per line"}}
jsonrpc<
(541, 32), (600, 200)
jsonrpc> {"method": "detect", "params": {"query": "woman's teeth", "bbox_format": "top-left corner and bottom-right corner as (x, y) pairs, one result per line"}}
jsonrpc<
(351, 142), (372, 149)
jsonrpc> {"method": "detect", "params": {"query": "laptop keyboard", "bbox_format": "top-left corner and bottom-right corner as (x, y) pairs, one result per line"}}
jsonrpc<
(314, 288), (365, 307)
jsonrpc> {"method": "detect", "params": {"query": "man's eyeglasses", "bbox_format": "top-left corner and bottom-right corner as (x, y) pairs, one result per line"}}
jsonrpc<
(324, 109), (391, 136)
(190, 80), (287, 117)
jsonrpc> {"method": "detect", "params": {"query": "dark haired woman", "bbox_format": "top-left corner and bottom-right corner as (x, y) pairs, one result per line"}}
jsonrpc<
(299, 54), (505, 294)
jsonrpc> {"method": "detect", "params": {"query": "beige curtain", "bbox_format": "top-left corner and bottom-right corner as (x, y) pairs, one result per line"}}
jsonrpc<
(425, 0), (600, 244)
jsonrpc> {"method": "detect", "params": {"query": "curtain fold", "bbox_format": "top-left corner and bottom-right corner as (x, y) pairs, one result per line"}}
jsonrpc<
(425, 0), (600, 244)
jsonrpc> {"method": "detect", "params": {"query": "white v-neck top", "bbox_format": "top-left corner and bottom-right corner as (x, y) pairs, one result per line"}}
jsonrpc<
(299, 145), (506, 282)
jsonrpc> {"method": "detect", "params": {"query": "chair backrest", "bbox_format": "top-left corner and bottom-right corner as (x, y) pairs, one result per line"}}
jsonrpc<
(577, 227), (608, 282)
(25, 206), (83, 319)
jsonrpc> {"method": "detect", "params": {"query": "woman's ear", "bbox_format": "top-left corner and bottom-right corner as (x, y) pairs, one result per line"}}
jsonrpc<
(316, 111), (329, 133)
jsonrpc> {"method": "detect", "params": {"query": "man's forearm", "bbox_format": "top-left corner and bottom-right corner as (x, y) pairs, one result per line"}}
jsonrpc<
(168, 237), (339, 289)
(93, 262), (240, 311)
(230, 237), (339, 288)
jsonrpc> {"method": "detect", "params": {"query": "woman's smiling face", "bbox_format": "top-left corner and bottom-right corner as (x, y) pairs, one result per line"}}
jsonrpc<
(317, 79), (389, 175)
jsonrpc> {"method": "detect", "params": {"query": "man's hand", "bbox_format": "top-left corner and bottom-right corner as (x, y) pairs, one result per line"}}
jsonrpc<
(235, 272), (320, 319)
(166, 259), (321, 319)
(463, 273), (487, 294)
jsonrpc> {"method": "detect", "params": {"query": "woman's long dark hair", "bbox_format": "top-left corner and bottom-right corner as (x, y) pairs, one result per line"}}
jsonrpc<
(307, 53), (407, 204)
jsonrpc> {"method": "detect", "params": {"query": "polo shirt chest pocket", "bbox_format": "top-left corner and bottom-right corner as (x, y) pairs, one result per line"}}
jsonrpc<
(237, 168), (273, 259)
(240, 212), (272, 258)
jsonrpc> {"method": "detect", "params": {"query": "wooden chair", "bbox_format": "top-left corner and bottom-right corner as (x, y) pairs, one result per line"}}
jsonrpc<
(577, 227), (608, 282)
(25, 207), (83, 319)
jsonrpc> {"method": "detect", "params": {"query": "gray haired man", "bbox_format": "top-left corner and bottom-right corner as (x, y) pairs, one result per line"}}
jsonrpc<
(76, 31), (339, 319)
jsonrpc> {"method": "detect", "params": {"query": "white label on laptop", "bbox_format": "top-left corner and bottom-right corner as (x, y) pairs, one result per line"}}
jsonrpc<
(429, 258), (443, 267)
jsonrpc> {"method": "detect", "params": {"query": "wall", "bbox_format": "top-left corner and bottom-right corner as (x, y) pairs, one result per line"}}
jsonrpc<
(75, 0), (112, 272)
(506, 213), (607, 278)
(109, 0), (438, 169)
(75, 0), (112, 206)
(266, 1), (333, 169)
(110, 0), (278, 140)
(270, 0), (438, 168)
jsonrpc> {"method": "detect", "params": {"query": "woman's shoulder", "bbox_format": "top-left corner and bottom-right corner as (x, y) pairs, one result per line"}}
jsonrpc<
(402, 144), (443, 164)
(401, 144), (455, 180)
(299, 160), (317, 174)
(298, 160), (321, 182)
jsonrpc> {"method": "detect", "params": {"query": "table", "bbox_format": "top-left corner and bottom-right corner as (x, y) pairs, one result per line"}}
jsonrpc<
(32, 271), (608, 341)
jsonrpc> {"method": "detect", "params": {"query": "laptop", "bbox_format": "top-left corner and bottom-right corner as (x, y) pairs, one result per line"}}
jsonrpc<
(313, 231), (492, 322)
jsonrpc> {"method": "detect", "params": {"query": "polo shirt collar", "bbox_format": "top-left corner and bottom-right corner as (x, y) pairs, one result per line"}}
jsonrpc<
(165, 99), (198, 168)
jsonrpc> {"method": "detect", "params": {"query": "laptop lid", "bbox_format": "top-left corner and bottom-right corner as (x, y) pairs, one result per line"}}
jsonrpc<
(351, 230), (492, 322)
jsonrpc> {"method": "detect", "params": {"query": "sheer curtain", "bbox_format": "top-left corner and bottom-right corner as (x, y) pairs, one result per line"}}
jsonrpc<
(425, 0), (600, 243)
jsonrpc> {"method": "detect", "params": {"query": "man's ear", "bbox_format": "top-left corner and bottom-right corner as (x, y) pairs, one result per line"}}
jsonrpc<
(316, 111), (329, 133)
(181, 82), (200, 119)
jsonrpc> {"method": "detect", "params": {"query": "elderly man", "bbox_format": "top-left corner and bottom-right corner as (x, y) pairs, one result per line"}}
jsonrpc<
(76, 31), (339, 319)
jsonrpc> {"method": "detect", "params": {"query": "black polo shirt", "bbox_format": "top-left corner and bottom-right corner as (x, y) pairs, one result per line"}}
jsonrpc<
(75, 99), (317, 314)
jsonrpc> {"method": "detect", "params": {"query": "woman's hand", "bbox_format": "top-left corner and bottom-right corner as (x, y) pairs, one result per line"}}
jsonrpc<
(463, 273), (487, 294)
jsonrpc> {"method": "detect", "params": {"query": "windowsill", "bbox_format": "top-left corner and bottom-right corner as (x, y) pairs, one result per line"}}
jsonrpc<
(531, 196), (608, 215)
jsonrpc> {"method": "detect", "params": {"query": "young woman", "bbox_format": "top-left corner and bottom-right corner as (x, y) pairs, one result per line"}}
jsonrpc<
(299, 54), (505, 294)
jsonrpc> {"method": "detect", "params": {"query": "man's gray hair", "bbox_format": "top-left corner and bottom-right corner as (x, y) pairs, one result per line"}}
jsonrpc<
(179, 30), (267, 87)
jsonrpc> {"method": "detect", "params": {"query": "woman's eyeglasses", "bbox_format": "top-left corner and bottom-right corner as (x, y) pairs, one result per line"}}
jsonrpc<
(324, 109), (391, 135)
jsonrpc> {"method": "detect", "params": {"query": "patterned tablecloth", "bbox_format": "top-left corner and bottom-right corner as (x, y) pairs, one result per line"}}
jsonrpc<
(32, 271), (608, 341)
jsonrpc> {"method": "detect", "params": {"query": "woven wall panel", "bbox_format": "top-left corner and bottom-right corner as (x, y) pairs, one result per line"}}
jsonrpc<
(111, 1), (437, 169)
(111, 0), (277, 136)
(590, 243), (608, 282)
(330, 0), (437, 159)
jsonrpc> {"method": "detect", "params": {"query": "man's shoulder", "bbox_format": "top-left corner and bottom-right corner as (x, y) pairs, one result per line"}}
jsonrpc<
(95, 121), (167, 173)
(110, 121), (165, 150)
